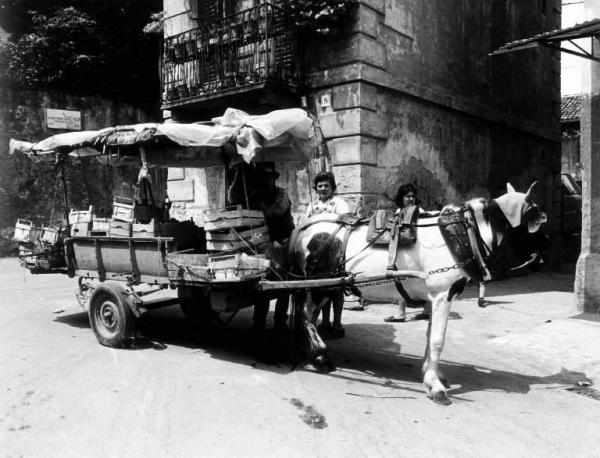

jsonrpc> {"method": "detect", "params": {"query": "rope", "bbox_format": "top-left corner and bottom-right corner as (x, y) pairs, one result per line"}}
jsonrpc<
(226, 166), (240, 204)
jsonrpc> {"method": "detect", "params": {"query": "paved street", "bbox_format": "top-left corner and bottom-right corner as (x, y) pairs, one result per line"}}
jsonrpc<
(1, 257), (599, 457)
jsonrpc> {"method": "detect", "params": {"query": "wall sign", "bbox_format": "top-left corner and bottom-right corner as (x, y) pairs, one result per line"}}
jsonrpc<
(46, 108), (81, 130)
(319, 93), (331, 108)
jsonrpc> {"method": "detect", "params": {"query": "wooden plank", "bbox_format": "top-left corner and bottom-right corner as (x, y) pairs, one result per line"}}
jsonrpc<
(205, 225), (269, 241)
(204, 217), (264, 232)
(256, 270), (428, 291)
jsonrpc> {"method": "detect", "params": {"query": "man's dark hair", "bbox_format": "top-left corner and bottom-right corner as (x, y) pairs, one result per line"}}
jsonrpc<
(394, 183), (418, 208)
(314, 171), (337, 191)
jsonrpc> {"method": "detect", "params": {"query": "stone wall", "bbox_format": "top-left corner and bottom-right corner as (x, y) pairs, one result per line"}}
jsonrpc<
(306, 0), (561, 228)
(161, 0), (562, 232)
(0, 86), (158, 227)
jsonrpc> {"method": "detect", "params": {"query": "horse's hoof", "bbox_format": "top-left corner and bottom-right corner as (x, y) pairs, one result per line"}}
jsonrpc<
(313, 354), (336, 373)
(478, 298), (487, 308)
(431, 390), (452, 406)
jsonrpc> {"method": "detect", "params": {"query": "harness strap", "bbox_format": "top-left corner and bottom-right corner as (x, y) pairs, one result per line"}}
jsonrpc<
(394, 277), (414, 304)
(464, 207), (492, 281)
(387, 214), (400, 270)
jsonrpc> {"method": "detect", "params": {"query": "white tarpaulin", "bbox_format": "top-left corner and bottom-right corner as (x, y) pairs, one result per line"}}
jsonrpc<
(9, 108), (318, 164)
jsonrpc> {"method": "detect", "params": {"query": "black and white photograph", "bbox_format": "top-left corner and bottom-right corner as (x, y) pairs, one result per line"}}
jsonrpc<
(1, 0), (599, 456)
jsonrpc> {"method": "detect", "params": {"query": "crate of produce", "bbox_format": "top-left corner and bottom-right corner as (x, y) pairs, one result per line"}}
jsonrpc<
(206, 225), (271, 251)
(203, 205), (264, 232)
(108, 220), (131, 238)
(13, 219), (42, 243)
(208, 253), (270, 280)
(112, 196), (135, 223)
(132, 219), (158, 238)
(69, 206), (94, 224)
(40, 226), (61, 245)
(166, 251), (212, 282)
(71, 221), (91, 237)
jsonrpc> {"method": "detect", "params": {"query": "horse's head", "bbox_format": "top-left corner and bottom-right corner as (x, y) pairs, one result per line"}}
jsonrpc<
(494, 182), (547, 233)
(485, 182), (548, 276)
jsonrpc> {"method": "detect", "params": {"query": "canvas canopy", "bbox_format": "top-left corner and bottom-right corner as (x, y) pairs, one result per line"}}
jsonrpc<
(9, 108), (319, 167)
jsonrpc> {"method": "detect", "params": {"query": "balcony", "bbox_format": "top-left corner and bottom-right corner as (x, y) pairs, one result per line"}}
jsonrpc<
(161, 3), (298, 110)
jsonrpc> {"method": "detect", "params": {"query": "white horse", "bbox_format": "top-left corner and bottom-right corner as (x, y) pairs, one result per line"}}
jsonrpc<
(290, 183), (547, 405)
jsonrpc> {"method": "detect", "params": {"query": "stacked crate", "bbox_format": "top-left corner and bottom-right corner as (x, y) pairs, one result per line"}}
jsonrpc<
(203, 206), (271, 280)
(203, 206), (270, 252)
(109, 197), (134, 237)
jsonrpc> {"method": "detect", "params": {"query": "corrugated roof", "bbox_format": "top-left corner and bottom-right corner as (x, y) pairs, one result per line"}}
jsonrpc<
(561, 95), (582, 123)
(491, 18), (600, 61)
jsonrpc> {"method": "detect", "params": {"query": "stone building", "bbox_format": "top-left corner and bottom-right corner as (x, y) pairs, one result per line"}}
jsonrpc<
(561, 94), (582, 183)
(162, 0), (561, 227)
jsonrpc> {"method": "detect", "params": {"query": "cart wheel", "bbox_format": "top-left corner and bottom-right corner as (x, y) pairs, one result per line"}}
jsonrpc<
(178, 287), (214, 326)
(88, 283), (136, 348)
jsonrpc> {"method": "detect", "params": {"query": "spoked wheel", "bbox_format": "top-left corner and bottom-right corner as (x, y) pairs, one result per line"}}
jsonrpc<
(88, 283), (136, 348)
(178, 286), (214, 326)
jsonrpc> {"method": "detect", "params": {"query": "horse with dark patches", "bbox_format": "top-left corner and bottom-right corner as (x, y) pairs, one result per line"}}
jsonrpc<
(291, 183), (547, 404)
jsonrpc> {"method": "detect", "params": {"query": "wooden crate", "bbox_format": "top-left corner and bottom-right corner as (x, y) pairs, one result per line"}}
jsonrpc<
(69, 207), (93, 224)
(203, 205), (264, 222)
(206, 225), (270, 251)
(132, 220), (158, 238)
(112, 197), (134, 223)
(13, 219), (42, 243)
(71, 222), (91, 237)
(108, 220), (131, 238)
(166, 251), (212, 283)
(208, 253), (270, 280)
(92, 217), (111, 232)
(40, 226), (61, 245)
(203, 205), (264, 232)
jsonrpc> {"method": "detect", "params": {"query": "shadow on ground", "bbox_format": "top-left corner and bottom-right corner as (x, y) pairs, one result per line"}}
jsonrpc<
(53, 305), (588, 402)
(459, 271), (574, 301)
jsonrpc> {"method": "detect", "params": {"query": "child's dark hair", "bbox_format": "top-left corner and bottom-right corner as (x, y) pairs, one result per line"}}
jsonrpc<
(394, 183), (418, 208)
(314, 171), (337, 191)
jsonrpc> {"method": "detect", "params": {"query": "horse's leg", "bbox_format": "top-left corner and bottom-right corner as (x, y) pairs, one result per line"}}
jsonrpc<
(331, 291), (344, 332)
(422, 291), (453, 405)
(320, 300), (332, 328)
(296, 291), (334, 372)
(478, 282), (487, 307)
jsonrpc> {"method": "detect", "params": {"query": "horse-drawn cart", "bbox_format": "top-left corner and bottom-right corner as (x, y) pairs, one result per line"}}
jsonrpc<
(10, 108), (549, 404)
(10, 107), (424, 348)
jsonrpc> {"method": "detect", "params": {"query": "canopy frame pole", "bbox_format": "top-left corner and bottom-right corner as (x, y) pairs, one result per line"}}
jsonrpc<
(57, 158), (70, 231)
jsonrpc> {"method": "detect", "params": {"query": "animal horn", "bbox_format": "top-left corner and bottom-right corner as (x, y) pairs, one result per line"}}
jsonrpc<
(524, 181), (538, 203)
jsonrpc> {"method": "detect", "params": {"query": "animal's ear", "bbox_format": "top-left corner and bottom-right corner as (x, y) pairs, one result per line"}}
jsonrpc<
(506, 183), (516, 193)
(524, 181), (538, 203)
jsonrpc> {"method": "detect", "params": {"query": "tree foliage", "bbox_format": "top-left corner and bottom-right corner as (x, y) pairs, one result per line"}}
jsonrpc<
(279, 0), (355, 36)
(0, 0), (162, 102)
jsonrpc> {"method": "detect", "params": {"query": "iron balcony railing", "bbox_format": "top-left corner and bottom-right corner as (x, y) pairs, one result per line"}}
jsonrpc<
(161, 3), (297, 105)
